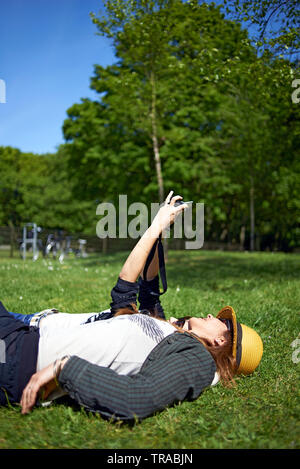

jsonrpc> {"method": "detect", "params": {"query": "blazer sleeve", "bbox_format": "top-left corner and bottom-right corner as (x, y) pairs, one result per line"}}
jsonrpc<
(58, 346), (216, 422)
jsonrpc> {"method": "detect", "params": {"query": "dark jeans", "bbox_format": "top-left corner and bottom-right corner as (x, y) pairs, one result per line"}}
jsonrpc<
(0, 302), (39, 406)
(6, 312), (36, 325)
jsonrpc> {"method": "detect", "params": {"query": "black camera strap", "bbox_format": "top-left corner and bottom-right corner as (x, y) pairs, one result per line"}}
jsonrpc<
(142, 234), (167, 296)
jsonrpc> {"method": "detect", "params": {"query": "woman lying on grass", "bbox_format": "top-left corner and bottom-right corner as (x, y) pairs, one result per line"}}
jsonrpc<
(0, 192), (263, 421)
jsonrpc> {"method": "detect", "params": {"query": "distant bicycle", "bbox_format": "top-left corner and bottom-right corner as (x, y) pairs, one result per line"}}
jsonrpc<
(45, 235), (88, 263)
(44, 231), (64, 261)
(75, 239), (88, 258)
(59, 238), (88, 262)
(19, 224), (43, 261)
(45, 234), (58, 259)
(57, 236), (73, 263)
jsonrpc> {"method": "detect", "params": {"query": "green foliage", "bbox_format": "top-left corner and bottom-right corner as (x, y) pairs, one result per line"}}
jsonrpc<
(0, 146), (95, 234)
(0, 146), (22, 226)
(0, 0), (299, 250)
(223, 0), (300, 60)
(59, 0), (300, 249)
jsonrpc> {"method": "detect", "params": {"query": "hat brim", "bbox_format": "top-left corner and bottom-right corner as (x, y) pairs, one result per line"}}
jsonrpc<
(217, 306), (242, 368)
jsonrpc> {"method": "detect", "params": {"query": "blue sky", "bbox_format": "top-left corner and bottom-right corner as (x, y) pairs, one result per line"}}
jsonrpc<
(0, 0), (262, 155)
(0, 0), (115, 154)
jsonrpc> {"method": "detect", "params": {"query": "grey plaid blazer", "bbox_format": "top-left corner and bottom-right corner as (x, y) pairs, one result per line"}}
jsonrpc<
(58, 331), (216, 422)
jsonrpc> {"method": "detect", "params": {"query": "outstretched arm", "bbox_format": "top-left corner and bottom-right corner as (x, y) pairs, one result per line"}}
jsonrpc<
(119, 192), (186, 283)
(140, 242), (159, 281)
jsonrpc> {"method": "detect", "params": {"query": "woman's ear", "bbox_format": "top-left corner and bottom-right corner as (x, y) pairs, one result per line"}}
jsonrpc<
(214, 336), (226, 346)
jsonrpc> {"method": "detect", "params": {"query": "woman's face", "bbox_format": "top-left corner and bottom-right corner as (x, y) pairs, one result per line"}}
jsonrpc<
(169, 314), (228, 346)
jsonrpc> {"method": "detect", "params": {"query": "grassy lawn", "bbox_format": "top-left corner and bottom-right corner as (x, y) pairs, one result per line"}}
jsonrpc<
(0, 249), (299, 449)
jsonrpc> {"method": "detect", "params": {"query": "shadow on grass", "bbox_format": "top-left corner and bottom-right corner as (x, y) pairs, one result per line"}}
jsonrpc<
(164, 251), (300, 291)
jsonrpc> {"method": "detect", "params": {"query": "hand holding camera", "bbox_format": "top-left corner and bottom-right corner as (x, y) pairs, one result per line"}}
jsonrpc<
(151, 191), (192, 235)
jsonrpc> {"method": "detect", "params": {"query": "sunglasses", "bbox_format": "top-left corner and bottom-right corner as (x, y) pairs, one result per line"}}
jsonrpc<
(174, 316), (233, 335)
(218, 318), (234, 339)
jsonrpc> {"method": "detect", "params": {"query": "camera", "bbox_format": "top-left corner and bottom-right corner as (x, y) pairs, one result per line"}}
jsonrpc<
(173, 199), (193, 207)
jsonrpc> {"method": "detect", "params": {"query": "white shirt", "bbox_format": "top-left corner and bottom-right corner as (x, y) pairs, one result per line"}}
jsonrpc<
(37, 313), (176, 375)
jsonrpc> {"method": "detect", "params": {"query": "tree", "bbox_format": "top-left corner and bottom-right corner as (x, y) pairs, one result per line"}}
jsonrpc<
(90, 0), (189, 203)
(18, 150), (95, 234)
(60, 0), (299, 250)
(0, 146), (23, 256)
(0, 145), (96, 250)
(223, 0), (300, 62)
(64, 0), (253, 203)
(207, 49), (300, 251)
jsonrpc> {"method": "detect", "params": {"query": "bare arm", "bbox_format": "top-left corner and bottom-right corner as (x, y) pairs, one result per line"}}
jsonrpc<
(140, 242), (159, 281)
(119, 192), (186, 283)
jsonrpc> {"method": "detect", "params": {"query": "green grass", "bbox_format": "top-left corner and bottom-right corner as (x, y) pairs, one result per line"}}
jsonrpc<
(0, 249), (299, 449)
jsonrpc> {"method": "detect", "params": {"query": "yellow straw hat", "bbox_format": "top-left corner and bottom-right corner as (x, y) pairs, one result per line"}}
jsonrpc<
(217, 306), (263, 375)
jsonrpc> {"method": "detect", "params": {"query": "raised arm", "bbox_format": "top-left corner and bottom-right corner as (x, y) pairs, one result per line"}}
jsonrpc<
(119, 191), (186, 283)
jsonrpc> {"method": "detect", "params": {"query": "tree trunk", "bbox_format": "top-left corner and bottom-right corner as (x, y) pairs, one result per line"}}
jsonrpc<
(150, 71), (164, 204)
(8, 220), (15, 258)
(150, 70), (168, 261)
(102, 237), (108, 254)
(239, 225), (246, 251)
(250, 176), (255, 252)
